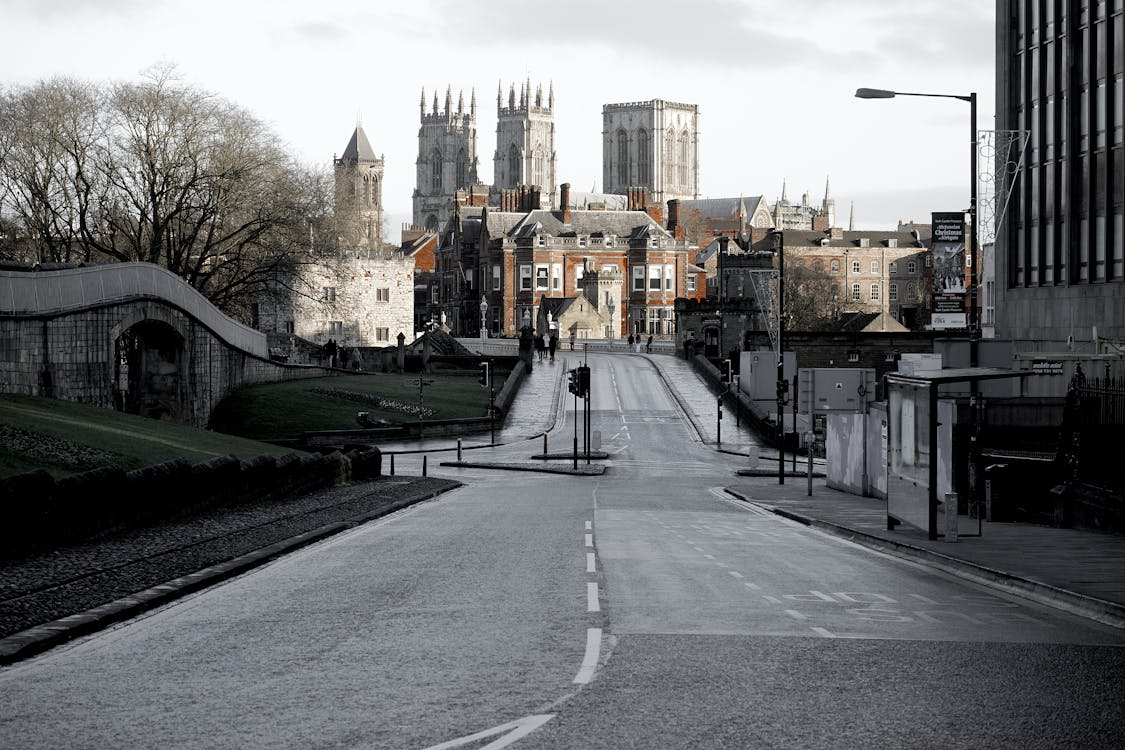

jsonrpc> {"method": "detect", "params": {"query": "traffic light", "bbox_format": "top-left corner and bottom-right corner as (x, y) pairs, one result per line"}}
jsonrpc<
(577, 365), (590, 398)
(567, 368), (578, 395)
(478, 361), (489, 387)
(720, 359), (732, 383)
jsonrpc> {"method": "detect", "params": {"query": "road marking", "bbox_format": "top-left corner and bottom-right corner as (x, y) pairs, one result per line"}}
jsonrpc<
(744, 582), (761, 590)
(422, 714), (556, 750)
(573, 627), (602, 684)
(784, 609), (808, 621)
(703, 554), (715, 559)
(693, 547), (705, 552)
(584, 533), (593, 548)
(585, 521), (592, 530)
(586, 552), (596, 573)
(812, 627), (837, 638)
(587, 582), (600, 612)
(728, 571), (744, 579)
(715, 562), (728, 568)
(763, 595), (782, 604)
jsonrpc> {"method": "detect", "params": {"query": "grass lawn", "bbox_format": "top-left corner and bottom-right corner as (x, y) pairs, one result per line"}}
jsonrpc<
(207, 370), (498, 442)
(0, 394), (303, 480)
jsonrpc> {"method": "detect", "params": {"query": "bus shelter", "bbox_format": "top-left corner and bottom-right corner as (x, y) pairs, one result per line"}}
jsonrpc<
(885, 368), (1026, 541)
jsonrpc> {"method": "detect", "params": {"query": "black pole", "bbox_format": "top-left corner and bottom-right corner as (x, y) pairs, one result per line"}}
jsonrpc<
(792, 374), (798, 474)
(573, 389), (579, 470)
(776, 230), (785, 485)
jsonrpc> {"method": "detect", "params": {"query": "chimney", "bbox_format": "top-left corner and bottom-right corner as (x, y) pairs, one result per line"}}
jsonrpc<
(627, 186), (648, 212)
(812, 213), (829, 233)
(667, 199), (681, 237)
(560, 182), (571, 224)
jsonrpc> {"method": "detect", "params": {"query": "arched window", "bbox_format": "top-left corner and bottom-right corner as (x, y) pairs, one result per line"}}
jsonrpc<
(637, 129), (649, 185)
(665, 129), (676, 184)
(533, 143), (544, 185)
(456, 148), (467, 188)
(508, 144), (521, 184)
(617, 129), (629, 185)
(430, 149), (442, 191)
(679, 131), (690, 187)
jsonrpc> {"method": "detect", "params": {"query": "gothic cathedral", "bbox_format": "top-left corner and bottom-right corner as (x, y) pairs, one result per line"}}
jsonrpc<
(412, 87), (479, 232)
(602, 100), (699, 205)
(494, 80), (556, 203)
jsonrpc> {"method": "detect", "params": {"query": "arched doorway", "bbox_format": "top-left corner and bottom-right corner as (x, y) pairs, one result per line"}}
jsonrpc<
(114, 320), (184, 421)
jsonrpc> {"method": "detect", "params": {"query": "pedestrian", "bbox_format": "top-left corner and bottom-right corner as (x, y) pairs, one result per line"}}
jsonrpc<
(646, 335), (653, 353)
(548, 334), (558, 362)
(628, 333), (635, 351)
(535, 334), (545, 361)
(542, 332), (550, 361)
(569, 331), (576, 351)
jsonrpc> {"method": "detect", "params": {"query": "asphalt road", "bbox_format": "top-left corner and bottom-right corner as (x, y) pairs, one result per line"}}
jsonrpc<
(1, 353), (1122, 749)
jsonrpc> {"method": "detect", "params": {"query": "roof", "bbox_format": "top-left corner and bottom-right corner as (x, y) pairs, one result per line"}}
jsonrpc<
(831, 312), (910, 333)
(487, 208), (674, 240)
(782, 229), (929, 250)
(887, 367), (1028, 386)
(340, 126), (379, 163)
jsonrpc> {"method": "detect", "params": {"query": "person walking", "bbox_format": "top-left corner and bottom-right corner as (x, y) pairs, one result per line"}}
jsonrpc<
(548, 334), (558, 362)
(627, 333), (635, 351)
(646, 335), (653, 353)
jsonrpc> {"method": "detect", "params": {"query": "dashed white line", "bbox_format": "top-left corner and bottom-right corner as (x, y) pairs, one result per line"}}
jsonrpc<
(703, 554), (715, 560)
(587, 582), (600, 612)
(728, 571), (744, 579)
(763, 595), (782, 604)
(812, 627), (837, 638)
(586, 552), (596, 573)
(784, 609), (808, 621)
(744, 582), (761, 590)
(573, 628), (603, 684)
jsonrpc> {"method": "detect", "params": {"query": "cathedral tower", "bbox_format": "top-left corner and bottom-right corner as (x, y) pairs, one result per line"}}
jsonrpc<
(413, 85), (479, 232)
(494, 79), (556, 206)
(602, 99), (699, 205)
(334, 124), (384, 250)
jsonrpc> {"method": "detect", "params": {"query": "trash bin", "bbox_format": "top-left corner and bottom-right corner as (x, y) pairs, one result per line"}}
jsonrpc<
(984, 463), (1008, 522)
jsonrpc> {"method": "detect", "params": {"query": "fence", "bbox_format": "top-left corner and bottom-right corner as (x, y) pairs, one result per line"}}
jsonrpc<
(1066, 374), (1125, 490)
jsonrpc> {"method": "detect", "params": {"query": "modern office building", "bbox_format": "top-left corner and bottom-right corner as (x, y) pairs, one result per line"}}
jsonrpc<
(994, 0), (1124, 349)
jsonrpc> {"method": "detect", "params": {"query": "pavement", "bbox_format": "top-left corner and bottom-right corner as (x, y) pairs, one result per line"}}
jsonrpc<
(465, 348), (1125, 631)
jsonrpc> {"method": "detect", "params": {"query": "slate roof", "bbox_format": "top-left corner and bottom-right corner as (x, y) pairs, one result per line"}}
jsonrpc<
(340, 126), (379, 163)
(485, 209), (673, 240)
(781, 229), (930, 250)
(677, 196), (767, 220)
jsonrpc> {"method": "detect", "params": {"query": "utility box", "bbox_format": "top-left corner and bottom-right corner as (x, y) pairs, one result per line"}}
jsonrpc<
(740, 350), (796, 401)
(798, 368), (876, 415)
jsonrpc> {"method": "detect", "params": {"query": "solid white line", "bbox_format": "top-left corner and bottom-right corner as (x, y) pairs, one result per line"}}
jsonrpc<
(812, 627), (837, 638)
(587, 582), (600, 612)
(586, 552), (596, 573)
(784, 609), (807, 620)
(422, 714), (556, 750)
(573, 627), (603, 684)
(584, 533), (593, 548)
(728, 571), (744, 579)
(585, 521), (592, 530)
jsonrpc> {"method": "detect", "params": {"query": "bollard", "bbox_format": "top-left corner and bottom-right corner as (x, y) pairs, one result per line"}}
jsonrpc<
(543, 432), (548, 456)
(944, 492), (958, 542)
(423, 455), (428, 477)
(747, 446), (759, 468)
(390, 453), (395, 476)
(457, 438), (462, 462)
(806, 432), (815, 497)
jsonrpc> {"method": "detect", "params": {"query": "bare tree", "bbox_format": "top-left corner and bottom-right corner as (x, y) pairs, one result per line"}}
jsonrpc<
(0, 66), (334, 319)
(783, 258), (839, 331)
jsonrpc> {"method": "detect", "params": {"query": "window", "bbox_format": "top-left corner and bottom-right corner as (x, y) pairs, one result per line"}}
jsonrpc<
(907, 261), (917, 275)
(323, 287), (337, 302)
(813, 260), (823, 272)
(552, 263), (562, 291)
(649, 264), (662, 290)
(889, 283), (898, 301)
(687, 275), (697, 292)
(492, 265), (501, 291)
(578, 236), (587, 248)
(376, 288), (390, 303)
(375, 327), (389, 342)
(633, 265), (646, 291)
(870, 284), (880, 301)
(285, 320), (295, 334)
(851, 283), (861, 300)
(456, 148), (467, 188)
(637, 129), (649, 184)
(430, 149), (441, 191)
(574, 264), (584, 289)
(889, 261), (898, 274)
(617, 129), (629, 184)
(664, 264), (674, 292)
(520, 264), (532, 291)
(831, 260), (840, 273)
(852, 260), (861, 274)
(535, 265), (549, 291)
(605, 236), (614, 248)
(508, 144), (520, 184)
(871, 261), (879, 274)
(431, 286), (439, 303)
(328, 321), (343, 336)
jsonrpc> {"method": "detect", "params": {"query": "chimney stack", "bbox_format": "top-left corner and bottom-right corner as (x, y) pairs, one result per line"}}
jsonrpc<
(560, 182), (571, 224)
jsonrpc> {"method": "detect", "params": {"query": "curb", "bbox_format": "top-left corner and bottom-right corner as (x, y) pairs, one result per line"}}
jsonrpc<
(439, 461), (606, 476)
(0, 482), (462, 666)
(725, 489), (1125, 631)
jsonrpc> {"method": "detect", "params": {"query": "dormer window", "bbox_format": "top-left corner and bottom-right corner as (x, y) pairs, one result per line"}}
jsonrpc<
(858, 237), (870, 248)
(579, 236), (587, 248)
(605, 236), (614, 247)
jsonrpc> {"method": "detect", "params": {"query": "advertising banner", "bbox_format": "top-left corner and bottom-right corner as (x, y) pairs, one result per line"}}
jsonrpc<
(931, 212), (966, 330)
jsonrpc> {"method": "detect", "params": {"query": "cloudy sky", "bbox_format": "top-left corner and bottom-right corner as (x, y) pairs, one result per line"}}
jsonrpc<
(2, 0), (995, 235)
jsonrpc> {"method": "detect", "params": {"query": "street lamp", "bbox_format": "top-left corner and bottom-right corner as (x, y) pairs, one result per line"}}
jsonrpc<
(854, 87), (979, 344)
(606, 294), (616, 342)
(479, 298), (488, 340)
(770, 229), (786, 485)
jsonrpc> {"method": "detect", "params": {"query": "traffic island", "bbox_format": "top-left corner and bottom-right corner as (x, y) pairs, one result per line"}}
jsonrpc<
(439, 460), (606, 476)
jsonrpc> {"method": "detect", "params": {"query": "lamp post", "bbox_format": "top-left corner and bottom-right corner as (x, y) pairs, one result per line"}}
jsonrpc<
(771, 229), (786, 485)
(606, 295), (616, 344)
(854, 87), (979, 343)
(479, 298), (488, 340)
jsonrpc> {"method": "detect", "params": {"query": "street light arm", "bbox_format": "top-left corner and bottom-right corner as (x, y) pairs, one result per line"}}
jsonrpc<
(855, 87), (973, 103)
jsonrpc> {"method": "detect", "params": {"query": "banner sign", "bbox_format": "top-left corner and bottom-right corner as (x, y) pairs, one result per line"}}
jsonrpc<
(931, 212), (966, 330)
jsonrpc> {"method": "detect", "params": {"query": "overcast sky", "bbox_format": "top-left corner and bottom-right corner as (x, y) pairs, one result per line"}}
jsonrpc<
(2, 0), (995, 236)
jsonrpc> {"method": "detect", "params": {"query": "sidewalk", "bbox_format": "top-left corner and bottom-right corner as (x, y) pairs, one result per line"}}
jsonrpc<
(725, 474), (1125, 629)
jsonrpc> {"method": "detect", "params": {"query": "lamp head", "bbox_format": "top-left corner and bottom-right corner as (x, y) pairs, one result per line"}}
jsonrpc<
(855, 88), (896, 99)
